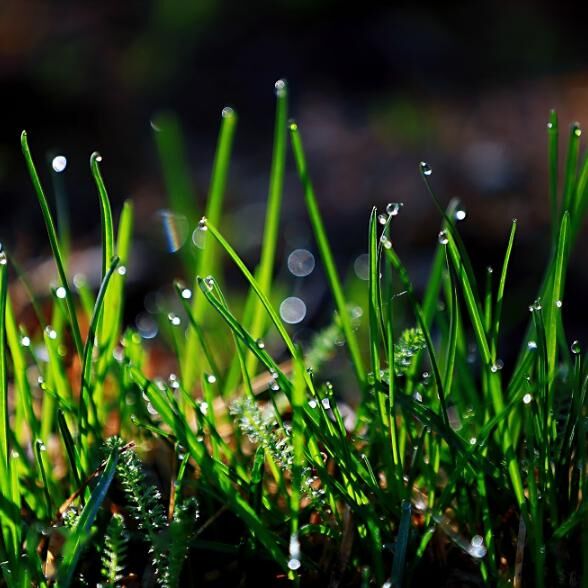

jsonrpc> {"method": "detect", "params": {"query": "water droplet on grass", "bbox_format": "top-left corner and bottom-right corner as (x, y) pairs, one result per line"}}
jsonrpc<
(181, 288), (192, 299)
(168, 313), (181, 327)
(455, 209), (467, 221)
(274, 78), (287, 97)
(287, 249), (315, 277)
(420, 161), (432, 176)
(523, 393), (533, 405)
(221, 106), (235, 118)
(45, 326), (57, 340)
(21, 335), (31, 347)
(380, 235), (392, 249)
(571, 340), (581, 355)
(280, 296), (307, 324)
(204, 276), (215, 291)
(555, 299), (563, 308)
(490, 359), (504, 373)
(55, 286), (66, 299)
(468, 535), (487, 558)
(527, 340), (537, 350)
(438, 230), (448, 245)
(386, 202), (403, 216)
(51, 155), (67, 173)
(256, 339), (265, 349)
(377, 213), (388, 225)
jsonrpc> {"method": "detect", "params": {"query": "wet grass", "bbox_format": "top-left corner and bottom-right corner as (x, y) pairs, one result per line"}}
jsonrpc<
(0, 85), (587, 586)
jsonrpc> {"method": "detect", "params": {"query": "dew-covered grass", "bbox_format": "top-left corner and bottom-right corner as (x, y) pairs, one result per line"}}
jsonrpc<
(0, 83), (587, 586)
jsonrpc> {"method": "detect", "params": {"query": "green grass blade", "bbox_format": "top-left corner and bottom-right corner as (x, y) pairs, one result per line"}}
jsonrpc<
(561, 123), (581, 217)
(20, 131), (84, 359)
(184, 107), (238, 390)
(78, 257), (120, 440)
(244, 80), (288, 376)
(58, 448), (119, 586)
(545, 211), (568, 385)
(152, 111), (195, 221)
(548, 109), (558, 240)
(289, 122), (366, 387)
(0, 258), (8, 471)
(90, 152), (114, 279)
(390, 500), (412, 587)
(492, 219), (517, 355)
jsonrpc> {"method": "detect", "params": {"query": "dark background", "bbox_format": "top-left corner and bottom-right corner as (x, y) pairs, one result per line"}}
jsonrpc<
(2, 0), (588, 347)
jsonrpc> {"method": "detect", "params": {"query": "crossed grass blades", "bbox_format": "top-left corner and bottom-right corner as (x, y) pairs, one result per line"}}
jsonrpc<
(0, 83), (586, 586)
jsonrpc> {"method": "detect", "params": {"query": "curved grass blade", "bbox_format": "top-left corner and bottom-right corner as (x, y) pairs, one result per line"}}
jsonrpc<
(20, 131), (84, 359)
(90, 153), (114, 279)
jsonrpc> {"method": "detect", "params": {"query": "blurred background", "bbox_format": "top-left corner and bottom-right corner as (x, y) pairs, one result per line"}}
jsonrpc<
(2, 0), (588, 364)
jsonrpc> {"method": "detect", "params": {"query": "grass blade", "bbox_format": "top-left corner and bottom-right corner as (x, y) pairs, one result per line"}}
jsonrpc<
(289, 122), (366, 388)
(20, 131), (84, 359)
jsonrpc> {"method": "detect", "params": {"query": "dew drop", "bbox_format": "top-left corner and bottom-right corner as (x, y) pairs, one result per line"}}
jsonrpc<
(205, 373), (217, 384)
(274, 78), (287, 97)
(420, 161), (432, 176)
(51, 155), (67, 173)
(45, 326), (57, 340)
(55, 286), (67, 299)
(221, 106), (235, 119)
(386, 202), (403, 216)
(353, 253), (370, 280)
(438, 230), (449, 245)
(523, 393), (533, 405)
(321, 398), (331, 410)
(573, 124), (582, 137)
(147, 402), (159, 416)
(377, 213), (388, 225)
(455, 209), (467, 221)
(527, 340), (537, 350)
(279, 296), (307, 324)
(490, 359), (504, 373)
(0, 251), (7, 266)
(287, 249), (315, 277)
(200, 401), (209, 415)
(117, 265), (127, 276)
(168, 313), (181, 327)
(468, 535), (487, 559)
(555, 299), (563, 308)
(380, 235), (392, 249)
(309, 399), (318, 409)
(181, 288), (192, 299)
(20, 335), (31, 347)
(288, 558), (301, 571)
(571, 340), (581, 355)
(269, 378), (280, 392)
(256, 338), (265, 349)
(204, 276), (215, 291)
